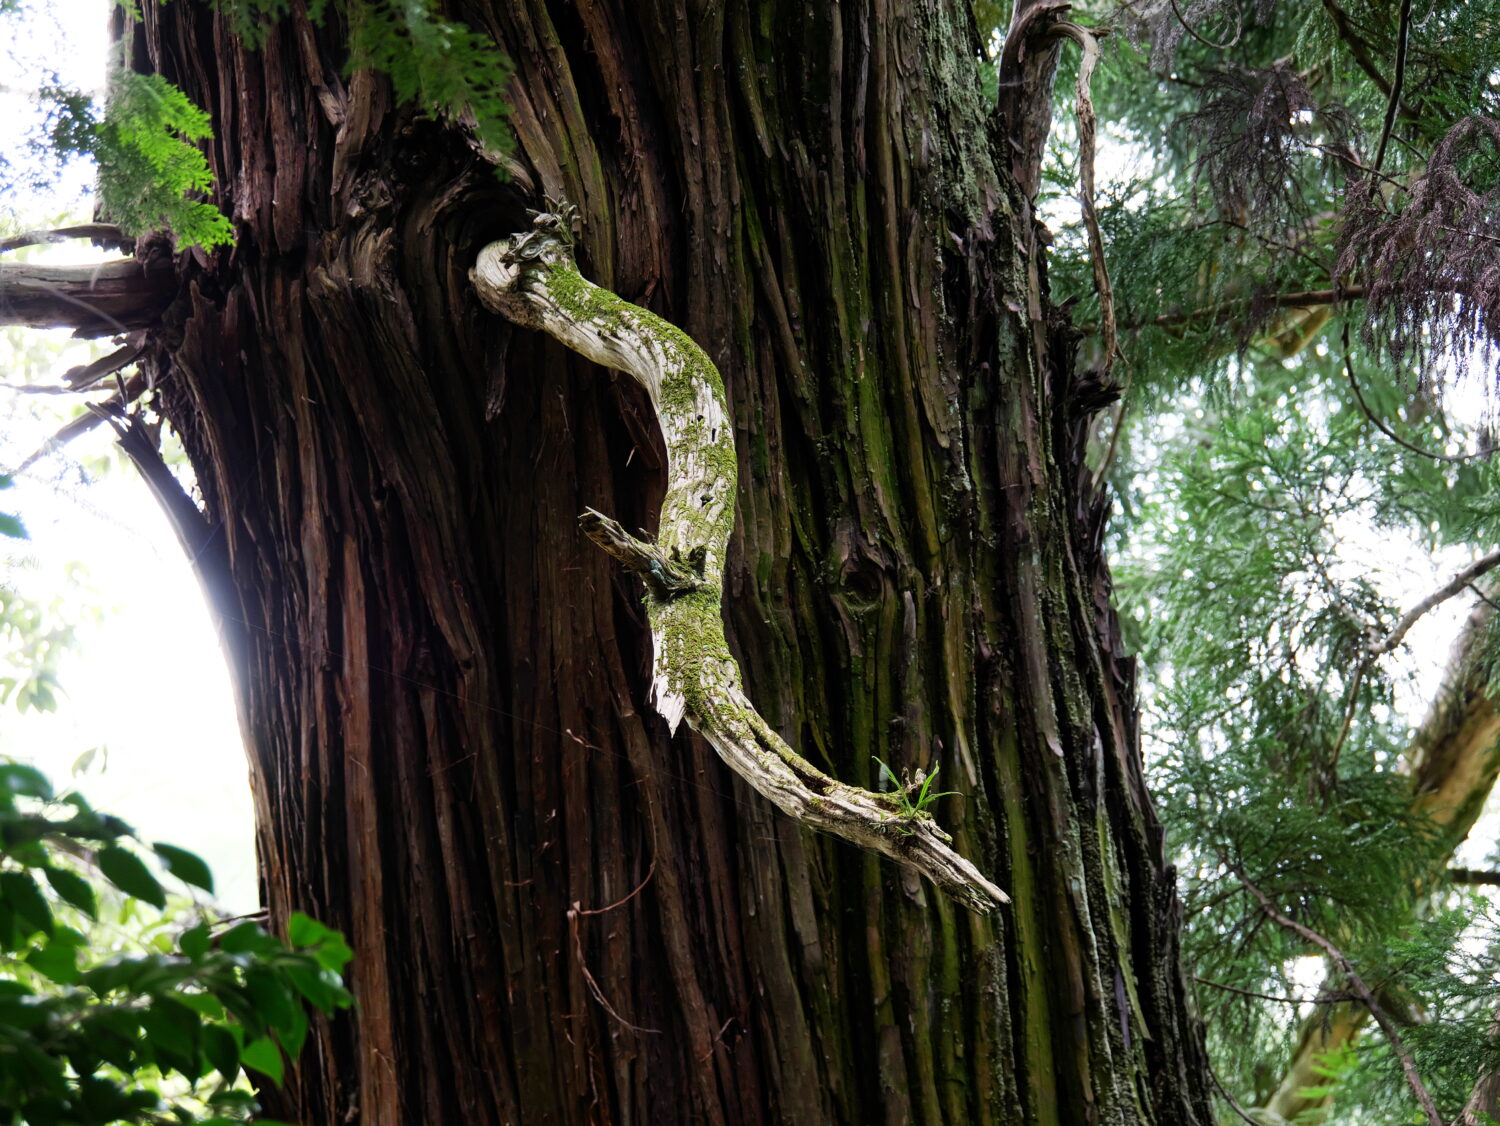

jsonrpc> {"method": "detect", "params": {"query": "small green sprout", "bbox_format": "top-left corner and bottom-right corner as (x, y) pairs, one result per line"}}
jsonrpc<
(872, 756), (960, 824)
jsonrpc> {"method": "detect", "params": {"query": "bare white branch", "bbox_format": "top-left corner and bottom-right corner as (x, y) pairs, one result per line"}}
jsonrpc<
(471, 205), (1009, 914)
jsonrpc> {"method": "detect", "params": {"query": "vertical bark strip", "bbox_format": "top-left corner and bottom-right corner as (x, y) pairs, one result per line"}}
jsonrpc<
(121, 1), (1212, 1123)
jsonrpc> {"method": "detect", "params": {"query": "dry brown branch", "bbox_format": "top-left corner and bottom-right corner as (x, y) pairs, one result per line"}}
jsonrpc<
(0, 224), (130, 255)
(0, 258), (174, 335)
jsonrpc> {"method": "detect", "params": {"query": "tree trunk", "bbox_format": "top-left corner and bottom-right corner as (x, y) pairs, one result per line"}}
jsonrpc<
(111, 2), (1212, 1123)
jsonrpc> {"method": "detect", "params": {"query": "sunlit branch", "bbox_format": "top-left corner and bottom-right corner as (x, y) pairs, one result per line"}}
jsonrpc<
(0, 224), (130, 255)
(0, 258), (174, 335)
(1236, 869), (1443, 1126)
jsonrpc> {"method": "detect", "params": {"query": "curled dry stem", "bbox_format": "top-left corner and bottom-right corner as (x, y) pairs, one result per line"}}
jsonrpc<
(471, 203), (1009, 914)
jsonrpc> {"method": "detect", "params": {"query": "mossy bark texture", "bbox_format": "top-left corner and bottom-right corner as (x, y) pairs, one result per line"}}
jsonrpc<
(119, 1), (1212, 1123)
(470, 213), (1008, 913)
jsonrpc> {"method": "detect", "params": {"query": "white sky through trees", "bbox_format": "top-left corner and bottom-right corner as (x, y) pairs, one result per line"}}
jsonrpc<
(1, 0), (256, 914)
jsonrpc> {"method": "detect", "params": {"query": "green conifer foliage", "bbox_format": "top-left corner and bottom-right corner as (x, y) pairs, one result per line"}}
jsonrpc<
(1011, 0), (1500, 1118)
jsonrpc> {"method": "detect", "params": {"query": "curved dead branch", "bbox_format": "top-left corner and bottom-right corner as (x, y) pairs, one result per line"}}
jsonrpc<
(470, 203), (1009, 915)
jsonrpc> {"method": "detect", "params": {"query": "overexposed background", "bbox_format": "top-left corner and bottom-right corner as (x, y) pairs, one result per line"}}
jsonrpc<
(1, 0), (256, 914)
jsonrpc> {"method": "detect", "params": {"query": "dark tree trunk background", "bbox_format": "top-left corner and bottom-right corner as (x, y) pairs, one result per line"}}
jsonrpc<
(121, 1), (1211, 1123)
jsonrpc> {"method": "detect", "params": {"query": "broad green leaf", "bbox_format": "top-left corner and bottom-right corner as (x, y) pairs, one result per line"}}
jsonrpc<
(220, 919), (277, 955)
(202, 1023), (240, 1082)
(139, 996), (202, 1078)
(0, 763), (53, 800)
(289, 912), (353, 973)
(97, 845), (167, 909)
(275, 997), (308, 1059)
(43, 866), (97, 919)
(25, 940), (79, 985)
(0, 871), (54, 936)
(178, 921), (211, 959)
(245, 965), (297, 1032)
(176, 991), (226, 1021)
(152, 842), (214, 893)
(240, 1034), (284, 1086)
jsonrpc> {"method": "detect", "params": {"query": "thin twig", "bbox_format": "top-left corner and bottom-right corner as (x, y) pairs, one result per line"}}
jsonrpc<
(0, 224), (128, 255)
(1373, 0), (1413, 172)
(1194, 974), (1348, 1006)
(567, 903), (661, 1034)
(1, 382), (80, 394)
(1327, 547), (1500, 773)
(1318, 0), (1397, 106)
(1103, 286), (1369, 335)
(1342, 321), (1476, 465)
(573, 786), (658, 917)
(1207, 1061), (1267, 1126)
(1449, 869), (1500, 886)
(8, 372), (149, 475)
(1468, 584), (1500, 612)
(1370, 550), (1500, 660)
(1167, 0), (1242, 51)
(1235, 869), (1444, 1126)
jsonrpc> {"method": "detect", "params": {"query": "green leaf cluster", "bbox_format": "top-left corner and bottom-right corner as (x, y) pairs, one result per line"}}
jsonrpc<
(43, 72), (232, 251)
(1007, 0), (1500, 1118)
(3, 0), (515, 249)
(0, 761), (351, 1125)
(345, 0), (515, 160)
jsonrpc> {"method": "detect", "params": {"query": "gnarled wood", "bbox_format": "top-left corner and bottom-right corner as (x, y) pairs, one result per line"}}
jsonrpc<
(472, 206), (1009, 914)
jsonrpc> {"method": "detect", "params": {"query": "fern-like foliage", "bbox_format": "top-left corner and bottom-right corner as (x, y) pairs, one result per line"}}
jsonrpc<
(2, 0), (516, 249)
(206, 0), (513, 159)
(345, 0), (515, 160)
(47, 72), (233, 251)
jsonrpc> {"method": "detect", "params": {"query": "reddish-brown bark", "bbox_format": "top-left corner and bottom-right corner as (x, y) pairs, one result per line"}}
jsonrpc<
(93, 2), (1214, 1123)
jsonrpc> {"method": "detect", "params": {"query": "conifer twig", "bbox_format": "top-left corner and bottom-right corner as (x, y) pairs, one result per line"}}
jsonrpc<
(1235, 869), (1443, 1126)
(1372, 0), (1413, 173)
(1370, 549), (1500, 660)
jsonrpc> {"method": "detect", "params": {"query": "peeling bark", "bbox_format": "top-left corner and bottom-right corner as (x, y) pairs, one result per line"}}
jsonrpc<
(116, 1), (1212, 1123)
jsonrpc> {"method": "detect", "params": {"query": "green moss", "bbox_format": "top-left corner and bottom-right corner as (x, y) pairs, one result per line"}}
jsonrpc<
(543, 258), (629, 331)
(653, 586), (735, 716)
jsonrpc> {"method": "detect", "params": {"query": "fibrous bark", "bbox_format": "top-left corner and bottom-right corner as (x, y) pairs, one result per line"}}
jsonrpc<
(471, 202), (1008, 914)
(30, 2), (1218, 1123)
(0, 257), (173, 334)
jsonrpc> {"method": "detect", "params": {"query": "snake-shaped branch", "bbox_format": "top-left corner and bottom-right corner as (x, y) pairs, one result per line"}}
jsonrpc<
(471, 203), (1008, 915)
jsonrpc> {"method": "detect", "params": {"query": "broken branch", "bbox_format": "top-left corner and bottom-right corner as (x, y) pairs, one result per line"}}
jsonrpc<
(0, 258), (174, 335)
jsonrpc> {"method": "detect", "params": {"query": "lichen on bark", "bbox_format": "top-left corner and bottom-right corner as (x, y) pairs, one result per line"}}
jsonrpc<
(471, 202), (1009, 914)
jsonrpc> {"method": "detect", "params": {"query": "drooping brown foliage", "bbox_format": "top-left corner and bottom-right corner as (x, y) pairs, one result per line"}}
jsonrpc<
(1338, 115), (1500, 379)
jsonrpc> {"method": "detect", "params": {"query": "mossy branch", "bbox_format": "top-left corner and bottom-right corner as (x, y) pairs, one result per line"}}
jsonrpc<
(472, 202), (1009, 915)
